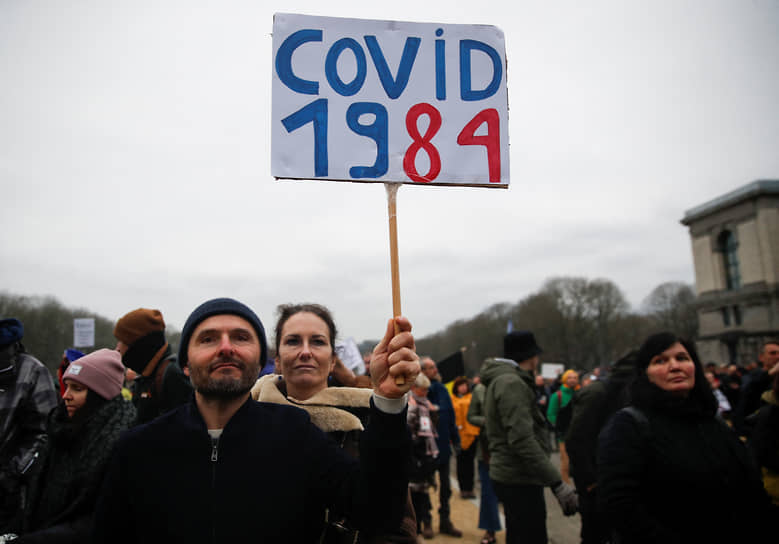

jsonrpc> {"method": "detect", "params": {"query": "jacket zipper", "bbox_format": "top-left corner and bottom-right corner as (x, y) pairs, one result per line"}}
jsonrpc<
(211, 436), (219, 543)
(21, 451), (39, 474)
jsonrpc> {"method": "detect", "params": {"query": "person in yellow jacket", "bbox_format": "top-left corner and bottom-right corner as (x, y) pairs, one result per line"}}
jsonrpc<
(452, 376), (481, 499)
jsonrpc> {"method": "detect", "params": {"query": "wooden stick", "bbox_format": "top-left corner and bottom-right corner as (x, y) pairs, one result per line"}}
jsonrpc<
(385, 183), (405, 386)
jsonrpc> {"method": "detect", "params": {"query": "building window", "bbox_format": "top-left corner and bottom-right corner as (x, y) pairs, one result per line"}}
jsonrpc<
(718, 230), (741, 290)
(733, 305), (742, 325)
(722, 307), (730, 326)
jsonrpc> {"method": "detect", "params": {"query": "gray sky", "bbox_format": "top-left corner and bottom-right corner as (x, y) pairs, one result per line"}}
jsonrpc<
(2, 0), (778, 345)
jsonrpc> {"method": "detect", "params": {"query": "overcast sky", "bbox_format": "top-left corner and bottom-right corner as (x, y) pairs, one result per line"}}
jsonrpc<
(2, 0), (778, 346)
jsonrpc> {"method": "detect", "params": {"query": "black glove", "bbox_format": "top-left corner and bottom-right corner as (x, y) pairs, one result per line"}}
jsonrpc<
(551, 481), (578, 516)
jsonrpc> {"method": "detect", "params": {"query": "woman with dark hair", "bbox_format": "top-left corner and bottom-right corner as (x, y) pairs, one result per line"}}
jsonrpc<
(251, 303), (417, 544)
(11, 349), (136, 543)
(597, 332), (776, 543)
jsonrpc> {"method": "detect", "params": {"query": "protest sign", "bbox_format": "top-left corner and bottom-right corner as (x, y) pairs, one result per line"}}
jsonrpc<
(541, 363), (565, 380)
(335, 337), (366, 375)
(73, 318), (95, 348)
(272, 13), (509, 187)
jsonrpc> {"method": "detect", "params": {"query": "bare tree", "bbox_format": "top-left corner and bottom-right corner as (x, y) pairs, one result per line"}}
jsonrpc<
(642, 282), (698, 340)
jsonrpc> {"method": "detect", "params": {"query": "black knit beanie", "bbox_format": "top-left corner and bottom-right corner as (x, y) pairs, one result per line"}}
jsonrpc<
(178, 298), (268, 369)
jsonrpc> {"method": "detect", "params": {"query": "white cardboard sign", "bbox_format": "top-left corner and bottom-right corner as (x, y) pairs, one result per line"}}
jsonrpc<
(73, 318), (95, 348)
(272, 13), (509, 187)
(541, 363), (565, 380)
(335, 337), (366, 375)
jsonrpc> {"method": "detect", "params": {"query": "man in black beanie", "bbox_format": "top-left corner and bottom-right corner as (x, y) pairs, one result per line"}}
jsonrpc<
(113, 308), (192, 424)
(94, 297), (420, 543)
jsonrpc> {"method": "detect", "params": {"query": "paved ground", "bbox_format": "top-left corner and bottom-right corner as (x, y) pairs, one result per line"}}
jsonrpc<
(423, 453), (580, 544)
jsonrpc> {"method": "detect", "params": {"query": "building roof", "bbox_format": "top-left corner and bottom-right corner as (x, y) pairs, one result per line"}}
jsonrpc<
(681, 179), (779, 225)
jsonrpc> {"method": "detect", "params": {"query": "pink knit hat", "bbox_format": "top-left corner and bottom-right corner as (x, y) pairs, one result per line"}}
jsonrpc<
(63, 348), (126, 400)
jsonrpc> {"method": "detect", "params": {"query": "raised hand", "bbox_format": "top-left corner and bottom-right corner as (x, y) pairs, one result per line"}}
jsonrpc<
(370, 317), (420, 398)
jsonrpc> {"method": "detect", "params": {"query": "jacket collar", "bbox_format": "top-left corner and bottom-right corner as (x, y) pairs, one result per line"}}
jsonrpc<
(251, 374), (372, 432)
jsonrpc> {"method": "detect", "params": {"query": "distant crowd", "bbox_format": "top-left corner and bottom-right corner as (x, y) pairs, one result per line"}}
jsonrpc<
(1, 302), (777, 544)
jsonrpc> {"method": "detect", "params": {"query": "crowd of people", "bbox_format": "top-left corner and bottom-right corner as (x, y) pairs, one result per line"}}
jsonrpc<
(1, 303), (778, 543)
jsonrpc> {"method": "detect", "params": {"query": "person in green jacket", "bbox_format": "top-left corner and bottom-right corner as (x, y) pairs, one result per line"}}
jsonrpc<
(481, 331), (578, 544)
(546, 369), (580, 484)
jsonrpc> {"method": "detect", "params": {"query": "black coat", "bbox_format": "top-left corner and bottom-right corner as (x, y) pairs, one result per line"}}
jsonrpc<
(92, 396), (410, 543)
(597, 375), (775, 544)
(20, 396), (136, 543)
(130, 354), (193, 425)
(565, 380), (607, 490)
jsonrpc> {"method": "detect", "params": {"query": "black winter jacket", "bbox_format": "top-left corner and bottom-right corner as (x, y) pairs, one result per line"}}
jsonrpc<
(130, 353), (192, 425)
(92, 396), (410, 543)
(0, 350), (58, 531)
(597, 376), (775, 544)
(20, 396), (136, 543)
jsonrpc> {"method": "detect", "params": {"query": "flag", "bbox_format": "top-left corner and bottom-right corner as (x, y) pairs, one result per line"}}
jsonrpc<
(437, 350), (465, 384)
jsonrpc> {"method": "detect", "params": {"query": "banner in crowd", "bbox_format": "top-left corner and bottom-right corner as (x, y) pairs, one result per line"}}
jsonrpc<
(73, 318), (95, 348)
(335, 337), (366, 375)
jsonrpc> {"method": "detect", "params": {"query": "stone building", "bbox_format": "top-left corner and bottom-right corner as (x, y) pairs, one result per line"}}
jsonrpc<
(680, 180), (779, 365)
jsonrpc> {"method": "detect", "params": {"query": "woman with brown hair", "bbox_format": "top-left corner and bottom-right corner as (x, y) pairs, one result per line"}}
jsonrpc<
(251, 303), (417, 544)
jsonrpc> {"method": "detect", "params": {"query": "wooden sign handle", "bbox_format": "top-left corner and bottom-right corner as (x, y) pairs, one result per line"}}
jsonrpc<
(385, 183), (405, 386)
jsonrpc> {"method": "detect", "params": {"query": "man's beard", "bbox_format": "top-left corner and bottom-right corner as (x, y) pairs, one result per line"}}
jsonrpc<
(190, 356), (258, 400)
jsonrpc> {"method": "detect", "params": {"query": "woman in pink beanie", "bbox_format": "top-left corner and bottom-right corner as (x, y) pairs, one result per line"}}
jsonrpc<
(8, 349), (136, 543)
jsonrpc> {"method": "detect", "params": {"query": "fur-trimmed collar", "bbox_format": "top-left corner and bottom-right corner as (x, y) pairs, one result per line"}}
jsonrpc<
(251, 374), (373, 432)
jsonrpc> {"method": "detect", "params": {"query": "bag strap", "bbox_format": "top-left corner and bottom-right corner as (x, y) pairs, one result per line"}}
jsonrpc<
(621, 406), (651, 441)
(154, 356), (174, 397)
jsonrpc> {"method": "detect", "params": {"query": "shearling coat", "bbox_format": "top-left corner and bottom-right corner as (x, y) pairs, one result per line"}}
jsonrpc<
(252, 374), (417, 543)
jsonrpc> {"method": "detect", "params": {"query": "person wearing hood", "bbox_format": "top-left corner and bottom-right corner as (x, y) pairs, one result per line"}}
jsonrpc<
(113, 308), (192, 424)
(11, 349), (136, 543)
(597, 332), (776, 544)
(0, 318), (58, 533)
(481, 330), (578, 544)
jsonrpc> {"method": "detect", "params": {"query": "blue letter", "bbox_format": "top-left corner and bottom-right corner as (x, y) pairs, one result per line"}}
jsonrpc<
(325, 38), (367, 96)
(460, 39), (502, 101)
(276, 29), (322, 95)
(364, 35), (421, 99)
(281, 99), (328, 177)
(435, 28), (446, 100)
(346, 102), (388, 178)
